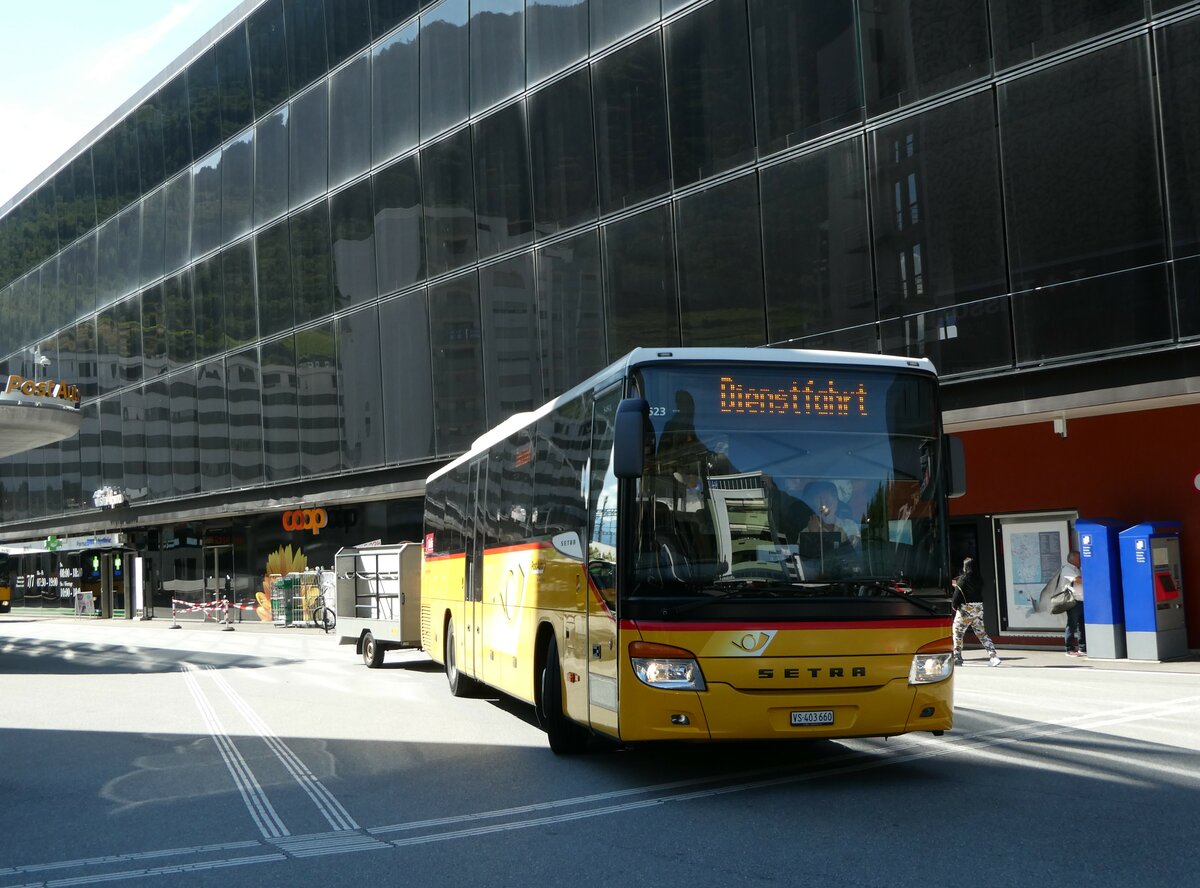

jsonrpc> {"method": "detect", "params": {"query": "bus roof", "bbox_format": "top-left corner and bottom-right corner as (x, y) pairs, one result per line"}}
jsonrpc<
(427, 347), (937, 483)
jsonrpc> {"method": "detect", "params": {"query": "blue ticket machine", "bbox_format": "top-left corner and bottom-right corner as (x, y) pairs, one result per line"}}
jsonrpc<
(1118, 522), (1188, 661)
(1076, 519), (1126, 659)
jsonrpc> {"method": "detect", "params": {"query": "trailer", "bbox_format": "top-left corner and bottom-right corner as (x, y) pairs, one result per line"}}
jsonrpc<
(334, 542), (423, 667)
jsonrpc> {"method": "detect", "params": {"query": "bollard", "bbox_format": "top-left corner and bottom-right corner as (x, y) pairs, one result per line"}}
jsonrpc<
(169, 600), (181, 629)
(220, 598), (235, 631)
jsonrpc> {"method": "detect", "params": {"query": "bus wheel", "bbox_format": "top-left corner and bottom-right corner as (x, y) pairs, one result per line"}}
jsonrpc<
(362, 631), (385, 668)
(445, 619), (478, 697)
(540, 637), (589, 755)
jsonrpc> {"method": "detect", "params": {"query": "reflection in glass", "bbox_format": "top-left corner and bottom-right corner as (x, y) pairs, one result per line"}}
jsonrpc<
(141, 284), (167, 378)
(373, 0), (420, 37)
(527, 0), (587, 85)
(337, 307), (385, 469)
(1157, 18), (1200, 259)
(480, 253), (540, 425)
(530, 68), (598, 236)
(100, 397), (124, 494)
(603, 204), (680, 358)
(473, 101), (533, 258)
(192, 254), (224, 359)
(249, 0), (290, 115)
(164, 270), (195, 369)
(255, 108), (290, 225)
(290, 200), (334, 324)
(591, 0), (658, 51)
(990, 0), (1144, 70)
(290, 82), (329, 209)
(372, 21), (419, 165)
(136, 100), (167, 196)
(171, 369), (201, 497)
(420, 0), (470, 138)
(191, 149), (223, 260)
(330, 52), (372, 187)
(223, 241), (257, 347)
(198, 360), (230, 492)
(256, 219), (294, 336)
(379, 290), (435, 462)
(222, 131), (254, 242)
(189, 47), (222, 161)
(117, 293), (143, 385)
(144, 379), (173, 500)
(428, 272), (485, 455)
(326, 0), (371, 68)
(163, 172), (192, 275)
(141, 189), (166, 284)
(122, 387), (147, 499)
(228, 348), (265, 485)
(261, 335), (301, 481)
(297, 321), (340, 476)
(423, 130), (477, 275)
(331, 179), (378, 308)
(537, 230), (606, 400)
(880, 297), (1014, 377)
(79, 403), (100, 506)
(285, 0), (330, 92)
(218, 23), (255, 139)
(471, 0), (524, 114)
(160, 73), (193, 175)
(374, 154), (426, 293)
(96, 307), (120, 396)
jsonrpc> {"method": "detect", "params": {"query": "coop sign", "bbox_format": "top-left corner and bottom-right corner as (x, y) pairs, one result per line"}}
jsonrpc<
(3, 375), (81, 407)
(282, 507), (328, 535)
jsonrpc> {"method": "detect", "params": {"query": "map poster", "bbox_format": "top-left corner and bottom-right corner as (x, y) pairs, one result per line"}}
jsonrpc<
(999, 517), (1072, 632)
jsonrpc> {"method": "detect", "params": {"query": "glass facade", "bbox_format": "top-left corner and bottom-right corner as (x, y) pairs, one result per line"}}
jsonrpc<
(0, 0), (1197, 548)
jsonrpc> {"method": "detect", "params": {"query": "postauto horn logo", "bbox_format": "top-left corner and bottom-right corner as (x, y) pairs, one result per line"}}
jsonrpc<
(282, 507), (328, 536)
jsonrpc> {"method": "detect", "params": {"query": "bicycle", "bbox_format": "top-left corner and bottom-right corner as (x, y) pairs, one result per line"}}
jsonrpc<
(307, 589), (336, 633)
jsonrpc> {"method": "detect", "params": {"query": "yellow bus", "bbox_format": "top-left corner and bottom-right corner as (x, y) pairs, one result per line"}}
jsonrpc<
(421, 347), (964, 753)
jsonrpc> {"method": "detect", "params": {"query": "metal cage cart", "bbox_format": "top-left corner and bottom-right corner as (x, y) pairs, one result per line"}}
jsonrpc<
(334, 543), (422, 667)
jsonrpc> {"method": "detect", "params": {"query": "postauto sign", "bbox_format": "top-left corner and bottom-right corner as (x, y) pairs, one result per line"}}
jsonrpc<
(281, 507), (328, 535)
(2, 375), (81, 407)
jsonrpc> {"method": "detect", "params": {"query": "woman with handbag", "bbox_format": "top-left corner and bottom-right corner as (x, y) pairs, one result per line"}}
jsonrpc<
(951, 557), (1001, 667)
(1061, 551), (1086, 656)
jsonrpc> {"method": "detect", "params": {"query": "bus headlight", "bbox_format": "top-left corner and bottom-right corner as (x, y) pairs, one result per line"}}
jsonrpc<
(630, 641), (706, 691)
(909, 638), (954, 684)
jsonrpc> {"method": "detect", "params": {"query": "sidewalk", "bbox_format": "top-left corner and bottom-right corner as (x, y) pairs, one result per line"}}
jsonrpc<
(959, 646), (1200, 674)
(1, 609), (331, 636)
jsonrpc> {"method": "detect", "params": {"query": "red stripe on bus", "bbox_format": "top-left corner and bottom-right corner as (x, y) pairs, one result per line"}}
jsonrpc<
(620, 618), (950, 632)
(422, 552), (467, 562)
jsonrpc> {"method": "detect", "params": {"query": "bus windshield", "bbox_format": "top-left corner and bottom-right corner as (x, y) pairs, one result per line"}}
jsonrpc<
(627, 363), (950, 615)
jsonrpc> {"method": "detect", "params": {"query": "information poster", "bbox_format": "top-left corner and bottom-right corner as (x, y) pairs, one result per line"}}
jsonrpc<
(999, 516), (1073, 632)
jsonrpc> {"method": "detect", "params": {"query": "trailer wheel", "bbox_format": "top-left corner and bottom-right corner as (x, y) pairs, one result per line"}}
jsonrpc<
(539, 637), (589, 755)
(445, 619), (478, 697)
(362, 631), (385, 668)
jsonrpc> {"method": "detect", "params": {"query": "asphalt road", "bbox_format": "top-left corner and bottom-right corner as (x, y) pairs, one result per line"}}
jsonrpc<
(2, 615), (1198, 888)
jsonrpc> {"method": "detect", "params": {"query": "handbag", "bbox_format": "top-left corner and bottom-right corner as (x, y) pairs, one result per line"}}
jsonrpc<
(1050, 587), (1077, 614)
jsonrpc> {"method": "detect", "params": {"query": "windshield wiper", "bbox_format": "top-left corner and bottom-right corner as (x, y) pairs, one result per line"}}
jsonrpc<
(663, 583), (838, 617)
(853, 578), (944, 615)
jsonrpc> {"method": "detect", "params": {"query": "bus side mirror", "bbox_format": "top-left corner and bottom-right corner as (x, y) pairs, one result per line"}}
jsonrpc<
(946, 434), (966, 498)
(614, 398), (649, 479)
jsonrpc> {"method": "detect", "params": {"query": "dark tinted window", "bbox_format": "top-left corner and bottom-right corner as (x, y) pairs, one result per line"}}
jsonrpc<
(1158, 18), (1200, 259)
(428, 272), (486, 455)
(603, 204), (679, 357)
(480, 253), (540, 424)
(92, 134), (119, 225)
(371, 21), (419, 164)
(189, 48), (223, 160)
(533, 395), (590, 536)
(164, 269), (195, 369)
(1000, 37), (1164, 289)
(143, 379), (172, 500)
(218, 24), (255, 139)
(530, 68), (598, 236)
(256, 219), (294, 335)
(593, 31), (670, 215)
(337, 306), (385, 469)
(592, 0), (658, 50)
(192, 254), (224, 359)
(991, 0), (1144, 71)
(536, 229), (607, 400)
(665, 0), (755, 187)
(261, 334), (301, 481)
(163, 171), (192, 274)
(114, 118), (142, 211)
(100, 398), (123, 495)
(527, 0), (587, 85)
(141, 283), (167, 378)
(870, 92), (1006, 318)
(159, 74), (193, 178)
(471, 0), (524, 114)
(290, 199), (334, 324)
(285, 0), (329, 92)
(228, 347), (265, 485)
(762, 138), (872, 342)
(326, 0), (371, 67)
(860, 0), (990, 116)
(472, 101), (533, 258)
(191, 150), (223, 260)
(372, 0), (419, 36)
(136, 100), (167, 194)
(297, 321), (340, 476)
(750, 0), (860, 155)
(221, 131), (254, 242)
(420, 0), (470, 138)
(171, 369), (200, 496)
(329, 51), (372, 188)
(422, 129), (477, 275)
(121, 387), (146, 500)
(373, 154), (426, 293)
(117, 293), (143, 385)
(255, 108), (290, 225)
(330, 179), (377, 308)
(198, 360), (230, 492)
(290, 82), (329, 209)
(677, 173), (765, 345)
(880, 297), (1014, 377)
(249, 0), (290, 114)
(96, 307), (120, 397)
(222, 240), (257, 347)
(379, 289), (435, 462)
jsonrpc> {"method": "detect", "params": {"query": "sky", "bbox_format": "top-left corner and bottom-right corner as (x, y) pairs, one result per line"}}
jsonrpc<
(0, 0), (246, 208)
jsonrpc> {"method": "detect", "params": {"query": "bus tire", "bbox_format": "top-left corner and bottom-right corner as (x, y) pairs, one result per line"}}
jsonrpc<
(445, 619), (478, 697)
(540, 637), (589, 755)
(362, 631), (385, 668)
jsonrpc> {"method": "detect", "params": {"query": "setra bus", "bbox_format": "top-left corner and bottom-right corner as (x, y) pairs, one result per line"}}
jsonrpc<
(420, 347), (965, 753)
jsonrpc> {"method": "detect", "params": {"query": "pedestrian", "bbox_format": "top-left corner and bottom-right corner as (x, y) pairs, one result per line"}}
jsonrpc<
(1061, 550), (1085, 656)
(951, 557), (1001, 667)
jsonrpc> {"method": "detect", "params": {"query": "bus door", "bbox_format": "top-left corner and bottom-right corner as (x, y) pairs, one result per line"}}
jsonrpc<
(464, 457), (488, 683)
(586, 385), (622, 735)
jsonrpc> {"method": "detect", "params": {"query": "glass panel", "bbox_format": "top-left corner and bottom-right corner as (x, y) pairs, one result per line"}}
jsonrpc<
(218, 24), (255, 140)
(472, 100), (533, 259)
(223, 240), (258, 349)
(750, 0), (861, 156)
(79, 403), (100, 506)
(666, 0), (755, 187)
(221, 130), (254, 243)
(593, 31), (671, 215)
(171, 369), (201, 497)
(114, 118), (142, 213)
(198, 360), (230, 492)
(97, 216), (119, 309)
(1175, 257), (1200, 339)
(136, 100), (167, 195)
(326, 0), (371, 68)
(423, 129), (477, 275)
(330, 179), (377, 308)
(92, 132), (119, 225)
(116, 204), (141, 297)
(676, 173), (764, 345)
(121, 387), (147, 499)
(191, 149), (223, 260)
(762, 138), (872, 343)
(140, 189), (166, 283)
(603, 203), (679, 358)
(991, 0), (1144, 71)
(879, 296), (1015, 377)
(527, 0), (588, 85)
(189, 47), (223, 160)
(1158, 18), (1200, 260)
(163, 171), (192, 274)
(420, 0), (470, 138)
(73, 151), (99, 239)
(336, 306), (385, 469)
(530, 68), (598, 236)
(428, 272), (485, 455)
(117, 293), (143, 385)
(255, 107), (290, 226)
(330, 51), (372, 188)
(471, 0), (524, 114)
(536, 229), (606, 400)
(372, 0), (420, 36)
(290, 199), (334, 324)
(290, 82), (329, 210)
(373, 154), (426, 293)
(144, 378), (173, 500)
(192, 254), (224, 359)
(297, 320), (339, 476)
(54, 164), (80, 246)
(164, 269), (195, 370)
(160, 73), (194, 175)
(859, 0), (991, 116)
(591, 0), (657, 50)
(480, 253), (540, 424)
(100, 397), (124, 494)
(74, 318), (98, 401)
(141, 283), (168, 378)
(261, 334), (301, 481)
(999, 37), (1164, 289)
(227, 347), (265, 485)
(1012, 266), (1171, 363)
(870, 92), (1006, 319)
(249, 0), (291, 114)
(285, 0), (330, 92)
(371, 20), (419, 165)
(256, 219), (295, 335)
(96, 306), (120, 397)
(379, 289), (435, 462)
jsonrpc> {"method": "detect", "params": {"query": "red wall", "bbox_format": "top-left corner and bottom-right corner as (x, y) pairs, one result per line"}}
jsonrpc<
(951, 403), (1200, 648)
